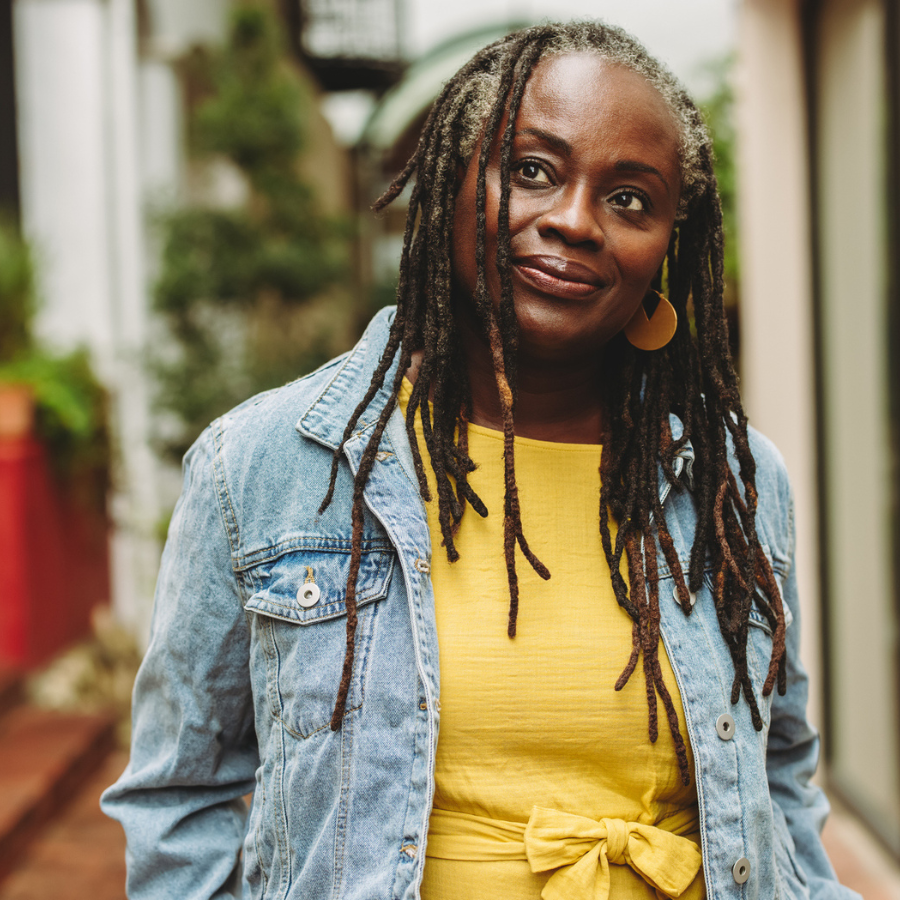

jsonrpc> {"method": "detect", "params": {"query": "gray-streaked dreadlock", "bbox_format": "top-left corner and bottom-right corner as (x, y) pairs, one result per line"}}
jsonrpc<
(320, 20), (787, 785)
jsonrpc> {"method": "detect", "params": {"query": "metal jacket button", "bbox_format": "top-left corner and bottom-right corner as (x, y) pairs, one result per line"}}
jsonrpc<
(732, 857), (750, 884)
(672, 586), (697, 607)
(716, 713), (735, 741)
(298, 583), (321, 608)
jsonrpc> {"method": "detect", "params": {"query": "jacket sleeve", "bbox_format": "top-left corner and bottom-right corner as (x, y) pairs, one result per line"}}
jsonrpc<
(766, 500), (861, 899)
(101, 425), (258, 899)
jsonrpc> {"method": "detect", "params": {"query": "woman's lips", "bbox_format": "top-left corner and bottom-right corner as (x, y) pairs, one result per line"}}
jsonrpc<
(513, 255), (605, 299)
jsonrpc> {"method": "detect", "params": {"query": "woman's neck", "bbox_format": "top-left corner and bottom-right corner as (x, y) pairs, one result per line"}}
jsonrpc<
(405, 312), (606, 445)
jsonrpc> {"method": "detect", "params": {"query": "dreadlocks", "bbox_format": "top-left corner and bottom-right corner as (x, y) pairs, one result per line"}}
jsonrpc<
(320, 21), (787, 785)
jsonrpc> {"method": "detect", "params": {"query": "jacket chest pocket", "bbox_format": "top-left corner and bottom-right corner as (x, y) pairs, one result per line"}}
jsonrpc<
(744, 564), (794, 726)
(243, 545), (395, 739)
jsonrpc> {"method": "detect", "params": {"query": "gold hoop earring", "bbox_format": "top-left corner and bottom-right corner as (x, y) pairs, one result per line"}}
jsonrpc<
(624, 291), (677, 351)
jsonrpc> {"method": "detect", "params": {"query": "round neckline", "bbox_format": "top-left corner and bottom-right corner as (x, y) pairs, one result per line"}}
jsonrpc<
(399, 378), (602, 451)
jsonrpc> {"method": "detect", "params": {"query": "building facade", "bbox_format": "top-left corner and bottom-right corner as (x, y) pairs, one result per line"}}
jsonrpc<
(6, 0), (355, 641)
(738, 0), (900, 861)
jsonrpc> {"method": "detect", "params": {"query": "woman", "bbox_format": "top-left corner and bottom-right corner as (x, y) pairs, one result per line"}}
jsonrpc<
(103, 21), (858, 900)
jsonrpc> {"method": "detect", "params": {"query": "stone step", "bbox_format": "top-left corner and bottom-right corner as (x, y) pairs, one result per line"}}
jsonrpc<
(0, 750), (128, 900)
(0, 706), (116, 884)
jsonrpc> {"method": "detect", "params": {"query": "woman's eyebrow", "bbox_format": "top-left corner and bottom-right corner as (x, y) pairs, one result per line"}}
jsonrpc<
(517, 129), (672, 195)
(517, 127), (572, 155)
(614, 160), (671, 193)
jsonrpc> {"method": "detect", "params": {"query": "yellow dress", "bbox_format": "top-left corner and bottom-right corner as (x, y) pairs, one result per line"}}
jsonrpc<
(398, 380), (706, 900)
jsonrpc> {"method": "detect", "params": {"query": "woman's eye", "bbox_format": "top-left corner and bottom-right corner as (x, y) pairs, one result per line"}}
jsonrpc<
(610, 191), (646, 212)
(516, 162), (551, 184)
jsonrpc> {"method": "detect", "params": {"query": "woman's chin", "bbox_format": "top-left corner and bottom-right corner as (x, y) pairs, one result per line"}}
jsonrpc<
(513, 300), (620, 367)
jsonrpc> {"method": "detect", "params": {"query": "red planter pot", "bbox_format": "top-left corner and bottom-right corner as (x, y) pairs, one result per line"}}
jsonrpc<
(0, 388), (110, 669)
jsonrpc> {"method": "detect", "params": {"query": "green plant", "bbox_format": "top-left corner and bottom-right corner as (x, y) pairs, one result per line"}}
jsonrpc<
(0, 218), (37, 360)
(152, 3), (353, 460)
(0, 350), (110, 482)
(0, 220), (109, 489)
(698, 53), (740, 305)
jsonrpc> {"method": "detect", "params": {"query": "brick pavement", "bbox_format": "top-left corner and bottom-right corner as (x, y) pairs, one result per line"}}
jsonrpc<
(0, 751), (127, 900)
(824, 804), (900, 900)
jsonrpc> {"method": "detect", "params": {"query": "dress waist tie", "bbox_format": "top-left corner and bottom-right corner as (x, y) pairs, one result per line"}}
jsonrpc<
(426, 806), (702, 900)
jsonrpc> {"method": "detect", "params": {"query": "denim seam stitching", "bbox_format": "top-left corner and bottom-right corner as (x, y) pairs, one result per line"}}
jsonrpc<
(245, 591), (382, 620)
(233, 538), (393, 571)
(270, 625), (292, 898)
(242, 552), (392, 614)
(253, 769), (268, 897)
(276, 701), (364, 742)
(212, 420), (242, 560)
(330, 680), (356, 899)
(390, 693), (428, 900)
(379, 429), (419, 495)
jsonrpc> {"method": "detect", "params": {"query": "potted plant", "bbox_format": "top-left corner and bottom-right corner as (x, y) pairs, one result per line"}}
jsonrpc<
(0, 220), (111, 669)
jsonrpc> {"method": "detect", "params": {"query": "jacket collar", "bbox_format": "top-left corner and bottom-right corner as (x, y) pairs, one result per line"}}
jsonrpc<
(296, 306), (694, 495)
(296, 306), (400, 450)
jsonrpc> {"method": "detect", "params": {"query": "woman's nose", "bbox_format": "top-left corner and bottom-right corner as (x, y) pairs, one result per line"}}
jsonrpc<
(537, 185), (605, 247)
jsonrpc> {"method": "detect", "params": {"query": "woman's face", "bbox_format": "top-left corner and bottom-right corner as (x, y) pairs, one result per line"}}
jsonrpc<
(452, 52), (682, 365)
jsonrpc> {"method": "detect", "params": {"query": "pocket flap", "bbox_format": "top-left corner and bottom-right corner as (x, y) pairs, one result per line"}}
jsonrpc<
(748, 598), (794, 634)
(244, 548), (394, 625)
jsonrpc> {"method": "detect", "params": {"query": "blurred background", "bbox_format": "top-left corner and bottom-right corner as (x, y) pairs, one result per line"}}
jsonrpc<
(0, 0), (897, 896)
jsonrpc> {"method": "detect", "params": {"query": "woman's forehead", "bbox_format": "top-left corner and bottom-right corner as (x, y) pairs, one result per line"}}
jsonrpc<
(505, 53), (682, 179)
(521, 53), (679, 138)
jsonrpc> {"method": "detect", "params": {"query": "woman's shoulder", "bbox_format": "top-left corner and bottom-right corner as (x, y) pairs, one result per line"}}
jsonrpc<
(745, 423), (791, 492)
(743, 423), (795, 569)
(177, 308), (397, 559)
(175, 350), (350, 485)
(202, 305), (397, 462)
(177, 348), (349, 497)
(174, 349), (362, 567)
(215, 349), (352, 443)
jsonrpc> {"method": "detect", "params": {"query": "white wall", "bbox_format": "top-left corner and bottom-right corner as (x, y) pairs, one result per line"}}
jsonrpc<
(14, 0), (115, 361)
(14, 0), (164, 640)
(813, 0), (900, 844)
(735, 0), (822, 729)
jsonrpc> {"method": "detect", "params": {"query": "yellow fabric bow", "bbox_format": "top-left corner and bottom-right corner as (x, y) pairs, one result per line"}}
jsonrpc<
(524, 807), (702, 900)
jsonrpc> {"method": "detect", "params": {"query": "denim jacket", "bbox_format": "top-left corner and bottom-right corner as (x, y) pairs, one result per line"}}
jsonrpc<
(102, 307), (858, 900)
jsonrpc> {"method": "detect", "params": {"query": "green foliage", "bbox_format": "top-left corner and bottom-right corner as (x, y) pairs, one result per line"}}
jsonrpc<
(153, 3), (351, 459)
(0, 219), (109, 486)
(0, 218), (37, 360)
(0, 350), (110, 480)
(698, 54), (740, 306)
(194, 8), (305, 171)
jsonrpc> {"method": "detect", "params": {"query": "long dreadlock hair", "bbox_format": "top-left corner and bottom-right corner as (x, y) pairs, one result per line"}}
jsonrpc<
(320, 21), (788, 784)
